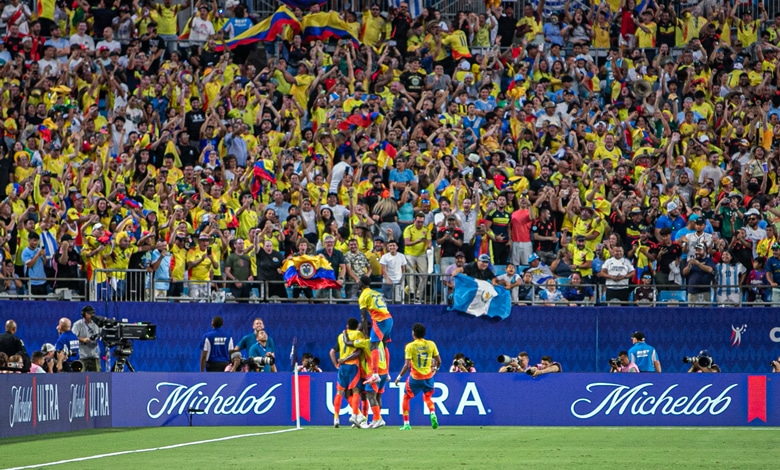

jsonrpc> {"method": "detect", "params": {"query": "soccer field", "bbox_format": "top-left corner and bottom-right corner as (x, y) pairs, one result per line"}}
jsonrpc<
(1, 426), (777, 469)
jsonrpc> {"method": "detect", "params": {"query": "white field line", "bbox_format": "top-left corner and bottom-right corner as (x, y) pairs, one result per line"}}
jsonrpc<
(4, 427), (302, 470)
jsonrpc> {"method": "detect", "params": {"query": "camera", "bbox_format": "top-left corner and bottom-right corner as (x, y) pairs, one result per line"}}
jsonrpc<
(525, 368), (536, 376)
(682, 354), (712, 368)
(609, 357), (621, 367)
(245, 355), (274, 372)
(497, 354), (517, 364)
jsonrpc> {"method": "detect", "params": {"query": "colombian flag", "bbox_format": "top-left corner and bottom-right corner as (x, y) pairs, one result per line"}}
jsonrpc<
(302, 11), (360, 48)
(337, 112), (380, 131)
(251, 159), (276, 197)
(117, 193), (142, 210)
(216, 5), (301, 51)
(282, 254), (342, 289)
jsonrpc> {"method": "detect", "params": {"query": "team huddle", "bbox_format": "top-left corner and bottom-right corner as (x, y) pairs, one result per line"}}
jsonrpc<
(330, 276), (440, 430)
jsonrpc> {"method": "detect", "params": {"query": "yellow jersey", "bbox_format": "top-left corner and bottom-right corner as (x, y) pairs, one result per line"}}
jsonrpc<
(402, 224), (430, 257)
(358, 287), (392, 322)
(337, 329), (366, 366)
(405, 338), (439, 380)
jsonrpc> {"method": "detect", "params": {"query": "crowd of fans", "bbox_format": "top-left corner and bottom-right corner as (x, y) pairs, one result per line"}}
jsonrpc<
(1, 0), (780, 305)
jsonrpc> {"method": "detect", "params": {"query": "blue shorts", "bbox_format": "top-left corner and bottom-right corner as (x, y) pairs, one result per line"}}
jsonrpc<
(405, 377), (435, 397)
(337, 364), (360, 391)
(371, 318), (393, 343)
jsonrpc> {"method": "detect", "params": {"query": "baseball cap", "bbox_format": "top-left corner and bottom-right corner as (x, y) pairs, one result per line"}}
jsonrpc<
(198, 233), (210, 240)
(630, 207), (642, 215)
(92, 223), (104, 231)
(772, 243), (780, 250)
(688, 214), (700, 222)
(666, 202), (678, 212)
(694, 242), (706, 250)
(66, 208), (79, 220)
(528, 253), (539, 263)
(478, 254), (491, 262)
(41, 343), (55, 353)
(455, 251), (465, 258)
(631, 331), (645, 341)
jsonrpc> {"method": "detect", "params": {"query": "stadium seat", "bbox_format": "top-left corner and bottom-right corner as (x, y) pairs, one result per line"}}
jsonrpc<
(493, 265), (507, 276)
(657, 290), (687, 306)
(555, 277), (571, 286)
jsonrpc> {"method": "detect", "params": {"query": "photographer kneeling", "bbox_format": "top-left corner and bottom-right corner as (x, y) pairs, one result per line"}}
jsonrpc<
(684, 350), (720, 373)
(610, 351), (639, 372)
(450, 352), (476, 372)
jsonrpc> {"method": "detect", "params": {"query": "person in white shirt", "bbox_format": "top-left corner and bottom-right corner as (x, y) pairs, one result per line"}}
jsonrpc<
(379, 239), (407, 303)
(1, 0), (31, 34)
(95, 27), (122, 53)
(325, 192), (350, 228)
(37, 45), (60, 78)
(599, 246), (635, 305)
(189, 5), (216, 43)
(69, 21), (95, 55)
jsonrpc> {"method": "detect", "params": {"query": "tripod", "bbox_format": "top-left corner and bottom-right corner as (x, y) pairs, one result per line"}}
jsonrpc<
(107, 339), (136, 372)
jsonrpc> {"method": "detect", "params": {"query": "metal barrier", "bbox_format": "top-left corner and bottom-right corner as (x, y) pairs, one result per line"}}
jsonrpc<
(4, 268), (775, 307)
(0, 276), (88, 301)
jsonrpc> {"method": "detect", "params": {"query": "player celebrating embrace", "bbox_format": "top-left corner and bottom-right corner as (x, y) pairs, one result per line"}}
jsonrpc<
(358, 275), (393, 385)
(394, 323), (441, 431)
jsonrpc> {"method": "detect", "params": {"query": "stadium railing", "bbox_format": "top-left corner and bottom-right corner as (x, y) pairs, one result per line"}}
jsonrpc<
(3, 269), (770, 307)
(0, 277), (88, 301)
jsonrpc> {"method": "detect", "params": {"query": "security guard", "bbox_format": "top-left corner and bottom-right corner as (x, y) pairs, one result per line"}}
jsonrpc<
(0, 320), (30, 371)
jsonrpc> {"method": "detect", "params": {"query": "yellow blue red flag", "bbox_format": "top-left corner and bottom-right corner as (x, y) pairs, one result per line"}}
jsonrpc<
(283, 255), (342, 289)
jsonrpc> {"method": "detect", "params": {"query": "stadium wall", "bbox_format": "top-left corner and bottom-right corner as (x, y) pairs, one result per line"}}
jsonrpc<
(3, 301), (779, 373)
(1, 372), (775, 437)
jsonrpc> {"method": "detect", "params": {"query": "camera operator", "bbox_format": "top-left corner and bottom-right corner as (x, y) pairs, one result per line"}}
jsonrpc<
(498, 352), (530, 373)
(526, 355), (562, 378)
(40, 343), (65, 373)
(610, 351), (639, 373)
(54, 317), (81, 372)
(248, 329), (276, 372)
(450, 352), (476, 372)
(686, 350), (720, 373)
(72, 306), (101, 372)
(0, 319), (30, 371)
(296, 353), (323, 373)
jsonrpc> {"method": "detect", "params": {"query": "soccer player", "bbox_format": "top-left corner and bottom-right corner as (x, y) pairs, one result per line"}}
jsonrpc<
(358, 275), (393, 385)
(328, 317), (366, 428)
(345, 319), (390, 429)
(394, 322), (441, 431)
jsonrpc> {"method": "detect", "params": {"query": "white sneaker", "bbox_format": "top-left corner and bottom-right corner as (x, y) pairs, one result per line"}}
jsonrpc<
(368, 418), (386, 428)
(349, 414), (358, 425)
(333, 417), (339, 428)
(363, 374), (380, 385)
(354, 413), (367, 426)
(359, 420), (371, 429)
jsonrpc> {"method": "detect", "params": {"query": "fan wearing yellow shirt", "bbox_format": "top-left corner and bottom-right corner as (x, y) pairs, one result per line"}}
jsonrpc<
(731, 3), (767, 48)
(275, 62), (315, 111)
(361, 5), (386, 47)
(403, 212), (431, 303)
(442, 29), (472, 61)
(635, 10), (657, 49)
(187, 233), (217, 300)
(394, 322), (441, 431)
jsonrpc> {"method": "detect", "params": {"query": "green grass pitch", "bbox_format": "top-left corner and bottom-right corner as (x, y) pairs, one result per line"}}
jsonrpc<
(1, 426), (777, 469)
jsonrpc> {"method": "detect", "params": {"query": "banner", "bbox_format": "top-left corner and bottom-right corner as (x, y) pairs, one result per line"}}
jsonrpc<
(451, 274), (511, 319)
(0, 373), (112, 438)
(109, 373), (778, 427)
(6, 301), (780, 374)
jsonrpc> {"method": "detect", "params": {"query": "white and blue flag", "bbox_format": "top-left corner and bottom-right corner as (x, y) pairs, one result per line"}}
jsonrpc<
(451, 275), (511, 320)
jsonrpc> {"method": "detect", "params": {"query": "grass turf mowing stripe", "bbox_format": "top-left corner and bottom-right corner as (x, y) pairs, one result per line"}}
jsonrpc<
(3, 427), (301, 470)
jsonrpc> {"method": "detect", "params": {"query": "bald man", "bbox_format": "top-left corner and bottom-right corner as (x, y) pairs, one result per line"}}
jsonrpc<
(0, 320), (30, 370)
(54, 317), (80, 372)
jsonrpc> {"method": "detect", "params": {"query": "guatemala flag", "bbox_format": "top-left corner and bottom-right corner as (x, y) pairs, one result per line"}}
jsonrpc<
(451, 275), (511, 320)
